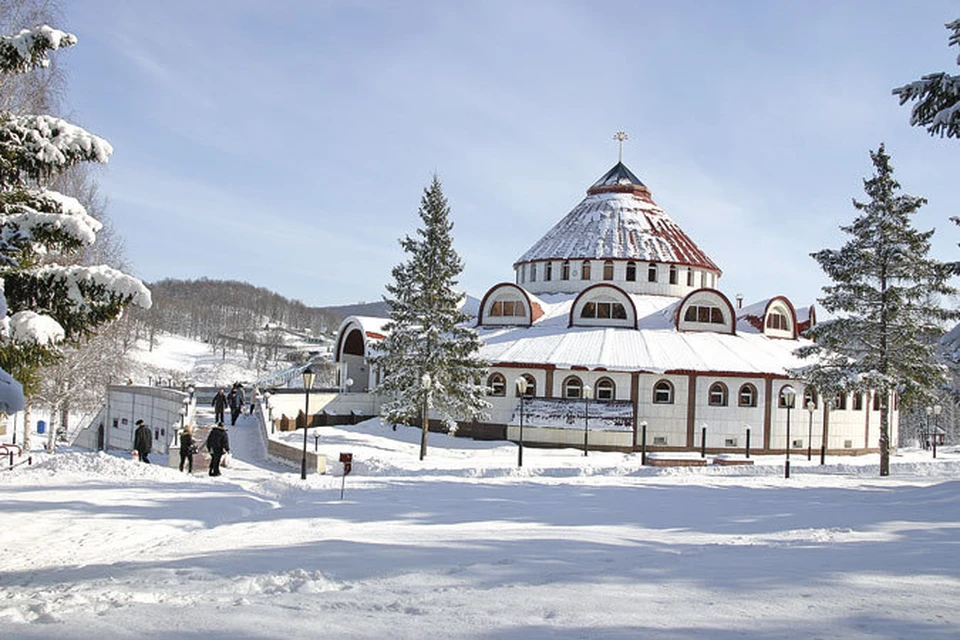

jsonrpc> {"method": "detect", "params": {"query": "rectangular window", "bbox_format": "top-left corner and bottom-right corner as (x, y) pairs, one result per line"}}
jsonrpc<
(669, 266), (678, 285)
(545, 262), (553, 281)
(725, 438), (738, 447)
(529, 264), (537, 282)
(582, 261), (591, 280)
(687, 269), (695, 286)
(562, 261), (570, 280)
(653, 436), (668, 445)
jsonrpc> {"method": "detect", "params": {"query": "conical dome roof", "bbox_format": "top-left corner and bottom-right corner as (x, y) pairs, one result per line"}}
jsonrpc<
(515, 162), (719, 272)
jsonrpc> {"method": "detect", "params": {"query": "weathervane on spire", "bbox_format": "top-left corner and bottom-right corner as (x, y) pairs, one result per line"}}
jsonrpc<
(613, 131), (628, 163)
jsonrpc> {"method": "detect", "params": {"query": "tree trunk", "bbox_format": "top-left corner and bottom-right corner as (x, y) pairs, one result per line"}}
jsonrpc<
(420, 399), (429, 461)
(879, 403), (890, 476)
(22, 405), (31, 452)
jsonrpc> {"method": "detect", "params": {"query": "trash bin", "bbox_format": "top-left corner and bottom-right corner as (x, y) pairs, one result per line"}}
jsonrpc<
(37, 420), (46, 434)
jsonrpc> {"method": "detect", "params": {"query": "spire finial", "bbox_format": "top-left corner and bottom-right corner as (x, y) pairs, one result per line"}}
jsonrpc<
(613, 130), (628, 163)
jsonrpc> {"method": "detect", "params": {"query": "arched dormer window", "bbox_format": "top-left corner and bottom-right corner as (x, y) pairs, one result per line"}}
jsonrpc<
(581, 260), (591, 281)
(563, 376), (583, 399)
(570, 284), (636, 328)
(626, 261), (636, 281)
(603, 260), (614, 280)
(763, 297), (798, 339)
(487, 373), (506, 396)
(684, 305), (724, 324)
(480, 284), (541, 327)
(490, 299), (526, 317)
(545, 262), (553, 281)
(653, 380), (674, 404)
(596, 377), (615, 400)
(581, 298), (627, 320)
(669, 265), (678, 285)
(561, 260), (570, 280)
(648, 263), (658, 283)
(738, 383), (757, 407)
(766, 312), (789, 331)
(677, 290), (736, 335)
(516, 374), (536, 398)
(708, 382), (728, 407)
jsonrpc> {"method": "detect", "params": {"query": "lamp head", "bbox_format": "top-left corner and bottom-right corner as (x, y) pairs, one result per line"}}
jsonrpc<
(302, 364), (316, 390)
(515, 376), (528, 395)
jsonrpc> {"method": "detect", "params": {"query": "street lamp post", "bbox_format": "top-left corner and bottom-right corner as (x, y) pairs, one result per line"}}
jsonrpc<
(781, 385), (796, 479)
(515, 377), (528, 467)
(583, 385), (592, 456)
(264, 391), (273, 433)
(301, 365), (316, 480)
(806, 400), (815, 461)
(188, 384), (195, 405)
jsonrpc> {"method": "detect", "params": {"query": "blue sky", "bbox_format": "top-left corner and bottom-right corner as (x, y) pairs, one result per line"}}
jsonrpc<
(59, 1), (959, 309)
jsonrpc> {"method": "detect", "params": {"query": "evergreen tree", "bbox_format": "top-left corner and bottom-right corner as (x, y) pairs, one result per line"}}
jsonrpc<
(0, 25), (151, 426)
(371, 175), (487, 460)
(892, 19), (960, 139)
(797, 144), (957, 476)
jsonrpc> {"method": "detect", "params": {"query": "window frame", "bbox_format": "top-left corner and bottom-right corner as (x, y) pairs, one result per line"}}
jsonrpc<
(595, 377), (615, 401)
(653, 380), (674, 404)
(738, 383), (757, 407)
(487, 373), (506, 396)
(563, 376), (583, 399)
(708, 382), (728, 407)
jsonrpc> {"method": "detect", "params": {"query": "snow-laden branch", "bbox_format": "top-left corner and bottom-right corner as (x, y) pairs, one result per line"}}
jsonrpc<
(0, 25), (76, 74)
(1, 188), (101, 248)
(0, 113), (112, 184)
(2, 309), (64, 345)
(34, 263), (152, 310)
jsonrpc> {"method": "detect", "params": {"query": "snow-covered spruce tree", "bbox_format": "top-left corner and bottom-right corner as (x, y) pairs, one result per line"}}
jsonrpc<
(0, 25), (151, 447)
(892, 19), (960, 139)
(796, 144), (957, 476)
(371, 175), (487, 460)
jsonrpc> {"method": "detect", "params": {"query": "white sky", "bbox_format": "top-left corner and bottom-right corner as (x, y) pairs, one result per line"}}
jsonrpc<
(61, 1), (960, 308)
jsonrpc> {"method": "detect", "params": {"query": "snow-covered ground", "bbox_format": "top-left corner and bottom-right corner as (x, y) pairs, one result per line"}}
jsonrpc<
(2, 333), (959, 637)
(2, 399), (959, 638)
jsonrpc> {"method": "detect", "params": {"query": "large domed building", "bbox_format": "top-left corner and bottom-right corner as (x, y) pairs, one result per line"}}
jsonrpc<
(335, 157), (898, 456)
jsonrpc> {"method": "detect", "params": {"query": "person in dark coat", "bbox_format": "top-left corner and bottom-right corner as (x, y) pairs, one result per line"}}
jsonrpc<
(212, 389), (228, 425)
(133, 419), (152, 463)
(205, 422), (230, 476)
(179, 424), (195, 473)
(228, 384), (246, 425)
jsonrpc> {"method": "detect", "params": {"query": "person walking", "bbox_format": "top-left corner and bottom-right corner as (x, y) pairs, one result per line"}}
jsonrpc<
(205, 422), (230, 476)
(212, 389), (228, 425)
(133, 419), (152, 463)
(179, 424), (195, 473)
(228, 383), (245, 425)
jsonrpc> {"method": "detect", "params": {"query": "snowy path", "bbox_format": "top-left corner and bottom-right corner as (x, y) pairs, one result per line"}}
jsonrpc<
(1, 422), (960, 638)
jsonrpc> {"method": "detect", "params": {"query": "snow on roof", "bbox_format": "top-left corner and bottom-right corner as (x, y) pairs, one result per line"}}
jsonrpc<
(515, 165), (719, 272)
(477, 292), (811, 376)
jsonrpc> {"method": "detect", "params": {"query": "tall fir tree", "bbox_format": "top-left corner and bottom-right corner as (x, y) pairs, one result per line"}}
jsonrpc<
(371, 175), (487, 460)
(892, 18), (960, 139)
(0, 25), (151, 442)
(797, 144), (957, 476)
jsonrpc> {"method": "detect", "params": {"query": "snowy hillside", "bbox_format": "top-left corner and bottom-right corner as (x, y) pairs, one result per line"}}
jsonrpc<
(126, 332), (262, 388)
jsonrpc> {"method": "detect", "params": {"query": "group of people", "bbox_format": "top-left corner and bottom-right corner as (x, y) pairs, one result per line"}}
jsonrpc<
(213, 382), (250, 426)
(132, 415), (231, 477)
